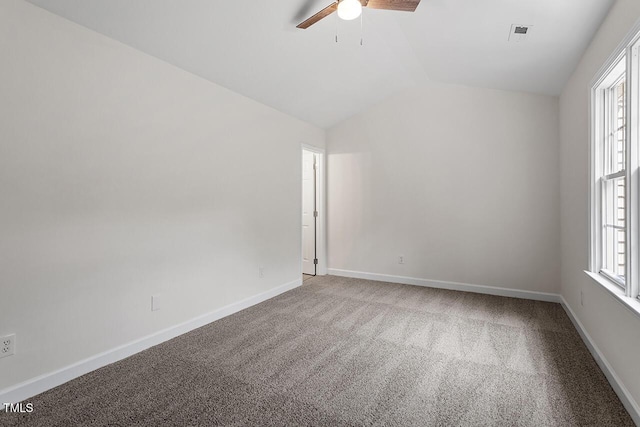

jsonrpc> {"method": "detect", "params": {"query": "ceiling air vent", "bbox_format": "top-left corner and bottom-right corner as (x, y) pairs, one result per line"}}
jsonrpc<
(509, 24), (532, 42)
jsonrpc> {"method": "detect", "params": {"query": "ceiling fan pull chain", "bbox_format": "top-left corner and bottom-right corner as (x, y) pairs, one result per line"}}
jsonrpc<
(360, 10), (363, 46)
(335, 9), (339, 43)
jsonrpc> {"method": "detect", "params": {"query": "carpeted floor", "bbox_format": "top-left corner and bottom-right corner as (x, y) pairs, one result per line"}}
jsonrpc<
(1, 275), (634, 426)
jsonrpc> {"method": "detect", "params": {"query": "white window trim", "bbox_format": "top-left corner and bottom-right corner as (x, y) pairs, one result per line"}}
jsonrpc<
(588, 20), (640, 315)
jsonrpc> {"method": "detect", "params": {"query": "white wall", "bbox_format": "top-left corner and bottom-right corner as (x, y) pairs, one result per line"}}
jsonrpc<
(559, 0), (640, 412)
(327, 82), (560, 294)
(0, 0), (324, 391)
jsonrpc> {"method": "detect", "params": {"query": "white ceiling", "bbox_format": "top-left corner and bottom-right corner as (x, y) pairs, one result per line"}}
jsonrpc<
(26, 0), (614, 128)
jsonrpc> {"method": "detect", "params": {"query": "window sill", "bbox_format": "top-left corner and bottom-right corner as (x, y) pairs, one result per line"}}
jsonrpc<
(584, 270), (640, 319)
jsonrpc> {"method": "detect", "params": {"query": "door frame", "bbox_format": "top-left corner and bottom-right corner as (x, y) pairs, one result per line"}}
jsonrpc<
(301, 144), (327, 276)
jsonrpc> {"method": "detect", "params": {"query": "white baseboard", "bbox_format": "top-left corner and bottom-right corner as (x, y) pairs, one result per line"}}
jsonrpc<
(0, 278), (302, 405)
(560, 297), (640, 426)
(327, 268), (561, 303)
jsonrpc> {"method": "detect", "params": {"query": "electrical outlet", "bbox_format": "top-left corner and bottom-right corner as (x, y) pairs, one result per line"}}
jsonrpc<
(259, 266), (265, 278)
(0, 334), (15, 359)
(398, 255), (405, 265)
(151, 295), (161, 312)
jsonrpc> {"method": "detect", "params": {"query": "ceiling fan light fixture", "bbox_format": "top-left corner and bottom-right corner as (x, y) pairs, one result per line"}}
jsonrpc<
(337, 0), (362, 21)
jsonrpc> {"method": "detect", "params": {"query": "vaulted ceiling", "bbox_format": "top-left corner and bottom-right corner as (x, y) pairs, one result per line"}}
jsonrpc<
(26, 0), (614, 128)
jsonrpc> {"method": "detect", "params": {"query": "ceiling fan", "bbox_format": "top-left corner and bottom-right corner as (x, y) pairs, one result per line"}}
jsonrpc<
(296, 0), (421, 29)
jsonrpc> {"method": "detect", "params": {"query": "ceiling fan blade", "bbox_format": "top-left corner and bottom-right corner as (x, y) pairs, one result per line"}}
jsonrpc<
(296, 2), (338, 29)
(364, 0), (420, 12)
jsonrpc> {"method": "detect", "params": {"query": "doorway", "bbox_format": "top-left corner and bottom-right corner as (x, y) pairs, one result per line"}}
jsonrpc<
(302, 145), (325, 278)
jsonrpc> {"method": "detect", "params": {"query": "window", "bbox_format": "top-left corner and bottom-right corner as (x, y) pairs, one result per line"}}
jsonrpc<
(589, 31), (640, 310)
(600, 66), (627, 287)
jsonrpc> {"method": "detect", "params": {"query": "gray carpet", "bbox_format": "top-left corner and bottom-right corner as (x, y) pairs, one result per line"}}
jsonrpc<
(1, 275), (634, 426)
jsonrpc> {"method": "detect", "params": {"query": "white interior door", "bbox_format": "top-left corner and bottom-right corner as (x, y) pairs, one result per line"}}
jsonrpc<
(302, 150), (317, 275)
